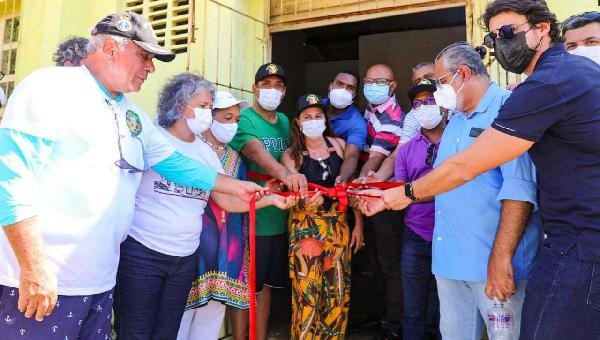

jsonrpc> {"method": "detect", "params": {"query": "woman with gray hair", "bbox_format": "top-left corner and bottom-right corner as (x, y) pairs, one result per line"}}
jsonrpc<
(53, 36), (89, 66)
(113, 73), (294, 339)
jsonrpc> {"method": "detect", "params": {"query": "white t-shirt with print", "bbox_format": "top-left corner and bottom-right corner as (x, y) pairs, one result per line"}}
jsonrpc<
(0, 66), (175, 295)
(129, 128), (224, 256)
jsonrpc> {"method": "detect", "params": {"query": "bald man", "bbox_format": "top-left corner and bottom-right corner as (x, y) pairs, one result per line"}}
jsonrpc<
(360, 64), (403, 176)
(365, 61), (436, 182)
(360, 63), (404, 339)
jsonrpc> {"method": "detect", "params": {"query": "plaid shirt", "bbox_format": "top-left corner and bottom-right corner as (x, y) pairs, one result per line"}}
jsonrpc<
(364, 95), (404, 156)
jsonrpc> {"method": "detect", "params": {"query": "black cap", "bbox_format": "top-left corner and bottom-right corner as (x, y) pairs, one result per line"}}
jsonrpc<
(407, 78), (437, 102)
(296, 93), (326, 114)
(254, 63), (286, 84)
(92, 11), (175, 62)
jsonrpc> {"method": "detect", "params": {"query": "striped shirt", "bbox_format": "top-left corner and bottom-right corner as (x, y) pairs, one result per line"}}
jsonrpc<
(400, 109), (420, 145)
(364, 95), (404, 156)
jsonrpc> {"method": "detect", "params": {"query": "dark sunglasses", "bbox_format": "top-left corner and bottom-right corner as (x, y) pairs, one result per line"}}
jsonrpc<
(425, 143), (437, 167)
(412, 96), (436, 109)
(484, 22), (530, 48)
(318, 158), (331, 181)
(562, 11), (600, 32)
(105, 99), (147, 173)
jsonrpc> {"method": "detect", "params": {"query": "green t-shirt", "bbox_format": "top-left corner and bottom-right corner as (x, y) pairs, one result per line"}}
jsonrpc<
(230, 107), (290, 236)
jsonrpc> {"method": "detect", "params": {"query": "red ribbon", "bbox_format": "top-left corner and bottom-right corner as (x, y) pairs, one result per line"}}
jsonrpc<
(248, 196), (257, 340)
(247, 170), (404, 212)
(246, 170), (404, 340)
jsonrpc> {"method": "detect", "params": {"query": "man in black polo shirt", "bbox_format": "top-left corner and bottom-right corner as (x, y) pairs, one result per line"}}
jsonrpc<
(356, 1), (600, 338)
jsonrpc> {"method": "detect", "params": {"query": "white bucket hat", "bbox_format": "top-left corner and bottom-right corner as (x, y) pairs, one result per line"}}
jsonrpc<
(213, 91), (249, 110)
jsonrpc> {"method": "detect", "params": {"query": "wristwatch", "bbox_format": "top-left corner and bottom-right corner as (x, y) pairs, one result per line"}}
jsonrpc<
(405, 182), (419, 202)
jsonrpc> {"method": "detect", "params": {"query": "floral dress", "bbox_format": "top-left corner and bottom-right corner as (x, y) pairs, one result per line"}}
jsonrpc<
(289, 138), (351, 339)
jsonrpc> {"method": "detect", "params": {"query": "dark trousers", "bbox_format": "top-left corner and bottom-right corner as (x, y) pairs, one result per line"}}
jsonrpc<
(114, 236), (199, 340)
(401, 227), (440, 340)
(366, 209), (404, 333)
(520, 241), (600, 339)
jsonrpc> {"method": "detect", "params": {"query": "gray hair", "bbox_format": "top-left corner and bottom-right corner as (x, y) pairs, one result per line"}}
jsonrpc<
(411, 61), (434, 72)
(435, 42), (489, 78)
(86, 34), (128, 55)
(157, 73), (215, 128)
(53, 36), (89, 66)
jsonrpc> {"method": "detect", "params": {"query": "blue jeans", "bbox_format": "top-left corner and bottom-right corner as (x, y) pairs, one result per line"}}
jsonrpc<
(401, 227), (440, 340)
(114, 236), (199, 340)
(436, 277), (526, 340)
(520, 241), (600, 339)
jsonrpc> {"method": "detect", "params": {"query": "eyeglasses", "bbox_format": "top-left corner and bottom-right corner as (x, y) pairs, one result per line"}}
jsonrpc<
(363, 78), (392, 86)
(425, 143), (437, 167)
(436, 70), (459, 85)
(105, 99), (147, 173)
(412, 97), (436, 109)
(484, 22), (531, 47)
(317, 158), (331, 181)
(563, 11), (600, 33)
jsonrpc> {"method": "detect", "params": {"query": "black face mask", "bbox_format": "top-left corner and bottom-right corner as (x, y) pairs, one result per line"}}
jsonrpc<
(494, 31), (537, 74)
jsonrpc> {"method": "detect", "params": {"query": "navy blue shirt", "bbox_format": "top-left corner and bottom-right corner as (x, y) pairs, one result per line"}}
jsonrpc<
(493, 44), (600, 261)
(323, 98), (367, 150)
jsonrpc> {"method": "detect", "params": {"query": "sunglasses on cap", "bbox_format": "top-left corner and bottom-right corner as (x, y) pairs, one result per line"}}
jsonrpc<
(317, 158), (331, 181)
(484, 22), (531, 48)
(412, 96), (436, 109)
(562, 11), (600, 33)
(425, 143), (437, 167)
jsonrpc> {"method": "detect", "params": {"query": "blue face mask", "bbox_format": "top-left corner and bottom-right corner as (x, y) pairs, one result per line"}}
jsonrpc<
(363, 83), (390, 105)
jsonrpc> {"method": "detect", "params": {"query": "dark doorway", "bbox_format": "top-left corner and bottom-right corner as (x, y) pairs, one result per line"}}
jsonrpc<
(272, 6), (466, 116)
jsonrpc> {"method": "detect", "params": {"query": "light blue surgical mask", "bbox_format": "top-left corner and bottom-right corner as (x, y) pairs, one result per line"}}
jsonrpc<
(363, 83), (390, 105)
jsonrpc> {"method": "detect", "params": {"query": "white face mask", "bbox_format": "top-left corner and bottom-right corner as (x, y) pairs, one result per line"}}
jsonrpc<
(301, 119), (326, 139)
(433, 71), (465, 111)
(186, 107), (213, 135)
(257, 88), (283, 111)
(414, 105), (443, 130)
(570, 45), (600, 65)
(328, 88), (353, 109)
(210, 120), (238, 143)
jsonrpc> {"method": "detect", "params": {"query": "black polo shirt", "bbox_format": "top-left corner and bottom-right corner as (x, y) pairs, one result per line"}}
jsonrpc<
(493, 44), (600, 261)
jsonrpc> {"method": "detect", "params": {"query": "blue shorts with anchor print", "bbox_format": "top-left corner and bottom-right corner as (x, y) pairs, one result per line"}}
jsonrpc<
(0, 285), (113, 340)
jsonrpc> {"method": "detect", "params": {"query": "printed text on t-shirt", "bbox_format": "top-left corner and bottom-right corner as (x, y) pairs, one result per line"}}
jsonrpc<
(153, 177), (209, 200)
(261, 137), (287, 152)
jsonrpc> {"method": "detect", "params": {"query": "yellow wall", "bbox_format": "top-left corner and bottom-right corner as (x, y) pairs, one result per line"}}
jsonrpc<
(121, 0), (269, 115)
(15, 0), (118, 82)
(5, 0), (600, 114)
(547, 0), (597, 21)
(9, 0), (269, 116)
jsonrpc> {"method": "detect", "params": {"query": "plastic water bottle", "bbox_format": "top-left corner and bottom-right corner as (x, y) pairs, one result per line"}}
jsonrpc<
(486, 299), (515, 340)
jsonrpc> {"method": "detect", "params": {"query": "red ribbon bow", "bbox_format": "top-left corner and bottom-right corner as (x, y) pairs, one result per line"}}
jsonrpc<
(247, 170), (404, 212)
